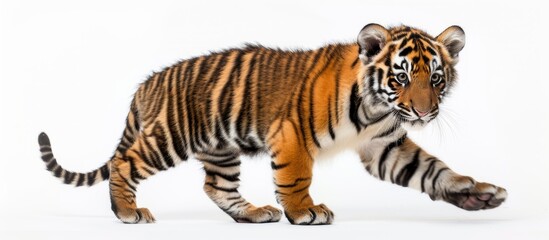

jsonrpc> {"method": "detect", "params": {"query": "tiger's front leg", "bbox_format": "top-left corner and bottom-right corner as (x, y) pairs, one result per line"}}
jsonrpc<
(269, 123), (334, 225)
(360, 134), (507, 210)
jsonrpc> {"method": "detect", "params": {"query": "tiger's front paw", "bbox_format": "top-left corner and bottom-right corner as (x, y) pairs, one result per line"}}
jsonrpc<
(284, 204), (334, 225)
(439, 177), (507, 210)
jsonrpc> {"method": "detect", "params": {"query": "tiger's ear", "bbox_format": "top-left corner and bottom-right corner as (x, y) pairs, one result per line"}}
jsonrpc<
(357, 24), (390, 64)
(436, 26), (465, 60)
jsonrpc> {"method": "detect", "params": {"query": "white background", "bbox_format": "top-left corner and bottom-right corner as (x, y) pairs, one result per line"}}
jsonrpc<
(1, 0), (548, 239)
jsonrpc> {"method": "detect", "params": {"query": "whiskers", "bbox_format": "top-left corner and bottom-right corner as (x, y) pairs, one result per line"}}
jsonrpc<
(430, 106), (460, 145)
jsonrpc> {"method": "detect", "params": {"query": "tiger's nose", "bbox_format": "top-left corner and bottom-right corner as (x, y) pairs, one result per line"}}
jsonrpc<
(413, 107), (430, 117)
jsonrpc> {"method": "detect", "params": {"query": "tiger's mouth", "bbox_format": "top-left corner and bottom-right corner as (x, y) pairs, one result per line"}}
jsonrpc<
(394, 110), (437, 127)
(398, 117), (429, 130)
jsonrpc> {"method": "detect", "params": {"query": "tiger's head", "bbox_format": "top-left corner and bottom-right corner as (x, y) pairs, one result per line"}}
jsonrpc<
(357, 24), (465, 128)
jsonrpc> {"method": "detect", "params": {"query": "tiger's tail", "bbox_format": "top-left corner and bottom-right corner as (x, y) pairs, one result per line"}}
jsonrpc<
(38, 132), (111, 187)
(37, 100), (141, 187)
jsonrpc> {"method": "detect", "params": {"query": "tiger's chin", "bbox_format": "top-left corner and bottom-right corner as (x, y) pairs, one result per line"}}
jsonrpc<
(400, 119), (429, 131)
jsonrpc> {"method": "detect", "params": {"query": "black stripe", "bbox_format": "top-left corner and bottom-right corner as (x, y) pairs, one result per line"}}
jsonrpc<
(41, 153), (53, 162)
(399, 47), (413, 57)
(275, 178), (311, 188)
(373, 124), (398, 139)
(221, 51), (244, 135)
(431, 167), (450, 192)
(135, 141), (155, 168)
(131, 102), (140, 132)
(196, 56), (214, 150)
(142, 167), (155, 176)
(199, 155), (237, 164)
(274, 190), (288, 196)
(378, 134), (407, 180)
(283, 52), (293, 79)
(236, 51), (258, 140)
(122, 128), (134, 143)
(421, 159), (438, 192)
(87, 169), (98, 186)
(201, 151), (238, 159)
(216, 52), (239, 139)
(143, 128), (169, 170)
(383, 46), (394, 67)
(174, 63), (188, 155)
(351, 57), (359, 68)
(53, 166), (63, 177)
(307, 47), (334, 148)
(395, 149), (421, 187)
(63, 171), (76, 184)
(234, 138), (261, 153)
(225, 199), (246, 211)
(327, 100), (335, 140)
(128, 158), (143, 183)
(40, 146), (52, 152)
(226, 196), (242, 201)
(213, 161), (241, 168)
(205, 182), (238, 192)
(271, 161), (289, 170)
(334, 60), (341, 123)
(141, 135), (166, 170)
(118, 172), (137, 192)
(149, 128), (171, 169)
(183, 58), (199, 152)
(427, 46), (437, 56)
(256, 50), (270, 141)
(156, 126), (175, 168)
(300, 193), (310, 204)
(398, 37), (410, 49)
(296, 48), (326, 149)
(147, 71), (166, 118)
(76, 173), (86, 187)
(292, 183), (311, 193)
(349, 83), (363, 132)
(46, 158), (57, 171)
(378, 87), (395, 97)
(166, 65), (188, 162)
(247, 50), (263, 143)
(205, 170), (240, 182)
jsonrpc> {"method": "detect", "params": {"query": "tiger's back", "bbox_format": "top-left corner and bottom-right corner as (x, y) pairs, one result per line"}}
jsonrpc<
(130, 44), (360, 157)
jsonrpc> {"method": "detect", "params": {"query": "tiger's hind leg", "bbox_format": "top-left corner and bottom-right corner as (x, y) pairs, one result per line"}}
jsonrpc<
(109, 131), (183, 224)
(109, 155), (156, 223)
(198, 152), (282, 223)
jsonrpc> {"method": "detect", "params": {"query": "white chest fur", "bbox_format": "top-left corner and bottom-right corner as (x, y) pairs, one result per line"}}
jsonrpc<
(315, 110), (400, 161)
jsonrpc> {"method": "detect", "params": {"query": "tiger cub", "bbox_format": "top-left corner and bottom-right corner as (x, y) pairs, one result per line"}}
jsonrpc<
(38, 24), (507, 224)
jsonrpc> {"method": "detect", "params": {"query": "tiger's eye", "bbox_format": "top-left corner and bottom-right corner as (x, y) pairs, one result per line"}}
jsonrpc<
(431, 74), (441, 83)
(396, 73), (408, 84)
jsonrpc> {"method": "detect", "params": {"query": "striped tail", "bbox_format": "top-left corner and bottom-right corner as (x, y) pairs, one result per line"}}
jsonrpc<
(38, 132), (110, 187)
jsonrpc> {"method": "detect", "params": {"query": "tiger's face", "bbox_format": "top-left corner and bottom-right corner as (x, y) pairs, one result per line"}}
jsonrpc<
(357, 24), (465, 127)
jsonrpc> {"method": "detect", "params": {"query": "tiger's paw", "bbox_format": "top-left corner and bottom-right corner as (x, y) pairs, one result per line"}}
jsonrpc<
(438, 177), (507, 210)
(233, 205), (282, 223)
(117, 207), (156, 224)
(284, 204), (334, 225)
